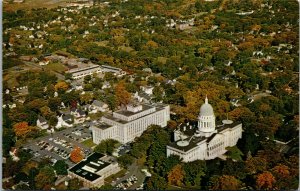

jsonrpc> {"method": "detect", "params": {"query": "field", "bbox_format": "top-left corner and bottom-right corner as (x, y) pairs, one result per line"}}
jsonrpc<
(4, 0), (69, 11)
(44, 62), (68, 74)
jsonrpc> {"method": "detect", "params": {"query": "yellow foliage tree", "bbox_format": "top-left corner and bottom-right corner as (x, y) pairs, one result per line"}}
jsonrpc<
(167, 164), (185, 186)
(54, 81), (69, 91)
(115, 81), (131, 106)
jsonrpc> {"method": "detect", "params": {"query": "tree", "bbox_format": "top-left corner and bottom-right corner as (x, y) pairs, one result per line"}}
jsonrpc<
(84, 75), (92, 84)
(35, 166), (56, 189)
(48, 97), (61, 112)
(80, 92), (94, 104)
(13, 122), (31, 138)
(54, 81), (69, 92)
(49, 115), (58, 127)
(70, 147), (84, 163)
(209, 175), (242, 190)
(68, 178), (83, 190)
(225, 146), (244, 161)
(167, 164), (185, 186)
(94, 139), (119, 155)
(256, 171), (276, 190)
(183, 160), (206, 187)
(53, 160), (68, 175)
(117, 154), (134, 169)
(145, 174), (167, 190)
(115, 81), (131, 106)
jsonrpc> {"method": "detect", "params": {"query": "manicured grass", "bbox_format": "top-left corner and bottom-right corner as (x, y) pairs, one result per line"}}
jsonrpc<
(44, 62), (68, 74)
(81, 138), (96, 148)
(104, 169), (127, 184)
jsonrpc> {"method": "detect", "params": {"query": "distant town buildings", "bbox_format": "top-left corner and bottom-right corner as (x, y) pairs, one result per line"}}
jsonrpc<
(92, 103), (170, 144)
(167, 97), (242, 162)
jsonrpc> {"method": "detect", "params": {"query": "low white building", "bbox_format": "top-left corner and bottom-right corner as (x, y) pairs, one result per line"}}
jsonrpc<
(166, 97), (242, 162)
(92, 103), (170, 144)
(68, 153), (121, 188)
(66, 64), (102, 79)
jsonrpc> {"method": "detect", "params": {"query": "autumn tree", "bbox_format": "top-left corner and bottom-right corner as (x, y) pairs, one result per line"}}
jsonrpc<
(256, 171), (276, 190)
(209, 175), (242, 190)
(34, 166), (56, 189)
(167, 164), (185, 186)
(70, 147), (84, 163)
(54, 81), (69, 92)
(13, 122), (31, 138)
(145, 174), (167, 190)
(115, 81), (131, 106)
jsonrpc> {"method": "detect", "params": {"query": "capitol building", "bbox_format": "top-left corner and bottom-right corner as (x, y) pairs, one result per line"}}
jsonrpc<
(167, 97), (242, 162)
(92, 103), (170, 144)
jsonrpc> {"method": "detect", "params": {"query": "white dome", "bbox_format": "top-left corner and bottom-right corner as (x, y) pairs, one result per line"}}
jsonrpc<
(199, 97), (214, 116)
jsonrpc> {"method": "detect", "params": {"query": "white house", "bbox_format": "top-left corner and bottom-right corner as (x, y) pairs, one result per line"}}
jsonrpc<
(37, 116), (49, 130)
(56, 114), (73, 129)
(70, 108), (87, 124)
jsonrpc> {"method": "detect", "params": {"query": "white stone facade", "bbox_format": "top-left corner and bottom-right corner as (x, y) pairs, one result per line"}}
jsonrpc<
(167, 98), (242, 162)
(92, 103), (170, 144)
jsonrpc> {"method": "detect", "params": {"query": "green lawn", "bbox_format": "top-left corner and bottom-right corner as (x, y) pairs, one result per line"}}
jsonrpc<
(44, 62), (68, 74)
(104, 169), (127, 184)
(81, 138), (96, 148)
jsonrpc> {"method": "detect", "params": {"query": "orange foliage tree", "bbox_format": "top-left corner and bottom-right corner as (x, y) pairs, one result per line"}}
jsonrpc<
(115, 81), (131, 106)
(13, 122), (31, 138)
(256, 171), (276, 190)
(210, 175), (242, 190)
(167, 164), (185, 186)
(70, 147), (84, 163)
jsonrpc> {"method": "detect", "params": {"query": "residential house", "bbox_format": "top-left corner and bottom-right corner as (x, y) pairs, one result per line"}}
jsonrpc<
(91, 100), (109, 113)
(70, 108), (87, 124)
(37, 116), (49, 130)
(56, 114), (73, 129)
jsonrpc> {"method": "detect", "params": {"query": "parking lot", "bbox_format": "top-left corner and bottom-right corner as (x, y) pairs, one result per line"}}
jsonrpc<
(22, 125), (93, 167)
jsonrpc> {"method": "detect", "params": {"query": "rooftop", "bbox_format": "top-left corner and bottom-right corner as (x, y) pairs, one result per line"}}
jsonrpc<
(114, 104), (154, 117)
(93, 122), (112, 130)
(69, 153), (110, 182)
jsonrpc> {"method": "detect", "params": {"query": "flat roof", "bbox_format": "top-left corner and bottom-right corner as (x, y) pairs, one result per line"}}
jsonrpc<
(69, 153), (110, 182)
(93, 122), (112, 130)
(114, 104), (154, 117)
(103, 104), (166, 124)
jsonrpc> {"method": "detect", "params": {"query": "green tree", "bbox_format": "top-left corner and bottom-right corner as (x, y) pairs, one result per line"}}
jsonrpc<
(53, 160), (68, 175)
(117, 154), (134, 169)
(225, 146), (244, 161)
